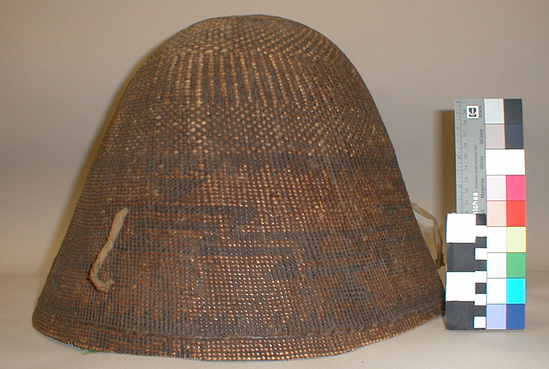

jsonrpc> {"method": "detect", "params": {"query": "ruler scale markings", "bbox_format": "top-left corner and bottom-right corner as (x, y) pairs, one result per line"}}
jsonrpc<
(454, 99), (486, 214)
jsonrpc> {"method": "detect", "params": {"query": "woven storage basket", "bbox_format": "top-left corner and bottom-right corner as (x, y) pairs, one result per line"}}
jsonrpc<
(33, 15), (444, 360)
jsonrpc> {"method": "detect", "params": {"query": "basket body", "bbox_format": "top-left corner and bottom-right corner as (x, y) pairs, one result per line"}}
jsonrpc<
(33, 15), (444, 360)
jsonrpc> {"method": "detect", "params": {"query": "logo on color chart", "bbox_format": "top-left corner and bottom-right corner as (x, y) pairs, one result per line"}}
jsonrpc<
(467, 105), (480, 119)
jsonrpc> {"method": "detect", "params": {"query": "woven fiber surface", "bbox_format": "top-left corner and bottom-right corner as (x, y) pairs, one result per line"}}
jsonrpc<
(33, 15), (444, 360)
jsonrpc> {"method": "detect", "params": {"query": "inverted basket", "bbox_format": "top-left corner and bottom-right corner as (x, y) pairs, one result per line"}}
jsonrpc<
(33, 14), (444, 360)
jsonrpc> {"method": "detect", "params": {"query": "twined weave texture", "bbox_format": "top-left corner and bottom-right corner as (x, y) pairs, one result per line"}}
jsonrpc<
(33, 15), (444, 360)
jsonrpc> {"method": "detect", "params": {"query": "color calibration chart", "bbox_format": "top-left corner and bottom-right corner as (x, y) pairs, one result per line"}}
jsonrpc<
(446, 99), (526, 330)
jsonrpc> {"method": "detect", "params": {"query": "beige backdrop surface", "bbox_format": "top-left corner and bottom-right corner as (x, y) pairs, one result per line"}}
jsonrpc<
(1, 0), (548, 275)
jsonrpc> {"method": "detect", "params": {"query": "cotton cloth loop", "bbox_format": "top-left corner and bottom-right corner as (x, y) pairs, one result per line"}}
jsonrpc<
(411, 203), (445, 269)
(89, 208), (129, 293)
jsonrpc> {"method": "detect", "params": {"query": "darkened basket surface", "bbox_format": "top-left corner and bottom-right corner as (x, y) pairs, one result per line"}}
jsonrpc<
(33, 15), (444, 360)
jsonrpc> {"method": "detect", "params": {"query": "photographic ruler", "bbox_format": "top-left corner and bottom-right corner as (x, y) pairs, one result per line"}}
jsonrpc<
(445, 99), (526, 330)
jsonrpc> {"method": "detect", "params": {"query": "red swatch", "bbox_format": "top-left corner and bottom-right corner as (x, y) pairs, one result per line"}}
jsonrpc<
(507, 201), (526, 226)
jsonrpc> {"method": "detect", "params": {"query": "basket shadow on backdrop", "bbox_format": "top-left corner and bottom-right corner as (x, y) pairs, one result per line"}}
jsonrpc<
(33, 14), (444, 360)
